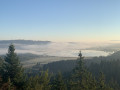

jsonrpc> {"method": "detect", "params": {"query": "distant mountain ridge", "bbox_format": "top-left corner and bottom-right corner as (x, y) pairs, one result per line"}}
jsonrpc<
(0, 40), (51, 45)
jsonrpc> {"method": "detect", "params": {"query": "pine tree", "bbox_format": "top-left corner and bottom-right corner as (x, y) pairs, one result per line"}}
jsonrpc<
(0, 57), (4, 79)
(0, 57), (3, 68)
(4, 44), (25, 89)
(70, 51), (96, 90)
(51, 72), (66, 90)
(39, 70), (51, 90)
(97, 71), (105, 90)
(0, 75), (2, 89)
(97, 71), (113, 90)
(108, 79), (120, 90)
(26, 70), (50, 90)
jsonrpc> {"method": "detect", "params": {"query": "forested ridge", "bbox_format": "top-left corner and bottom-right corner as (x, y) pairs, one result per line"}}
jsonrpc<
(0, 44), (120, 90)
(0, 40), (51, 45)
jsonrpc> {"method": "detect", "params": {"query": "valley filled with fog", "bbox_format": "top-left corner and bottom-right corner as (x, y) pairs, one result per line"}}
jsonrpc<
(0, 40), (116, 57)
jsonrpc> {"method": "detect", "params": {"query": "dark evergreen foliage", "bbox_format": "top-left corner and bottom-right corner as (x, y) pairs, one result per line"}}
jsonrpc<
(0, 44), (120, 90)
(51, 72), (66, 90)
(2, 44), (25, 89)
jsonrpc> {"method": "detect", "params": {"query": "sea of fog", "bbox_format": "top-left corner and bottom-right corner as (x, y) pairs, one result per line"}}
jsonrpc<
(0, 42), (112, 57)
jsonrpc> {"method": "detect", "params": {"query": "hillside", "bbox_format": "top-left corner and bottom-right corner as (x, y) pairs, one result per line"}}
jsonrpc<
(30, 50), (120, 74)
(0, 40), (51, 45)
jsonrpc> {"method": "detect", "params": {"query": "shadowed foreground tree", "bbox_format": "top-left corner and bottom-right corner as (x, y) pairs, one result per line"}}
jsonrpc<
(51, 72), (66, 90)
(3, 44), (25, 89)
(69, 51), (96, 90)
(97, 71), (113, 90)
(26, 70), (50, 90)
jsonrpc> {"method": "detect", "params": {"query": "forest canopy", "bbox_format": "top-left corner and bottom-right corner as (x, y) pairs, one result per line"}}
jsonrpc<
(0, 44), (120, 90)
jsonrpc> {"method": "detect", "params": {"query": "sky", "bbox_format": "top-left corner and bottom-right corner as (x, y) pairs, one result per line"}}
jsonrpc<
(0, 0), (120, 42)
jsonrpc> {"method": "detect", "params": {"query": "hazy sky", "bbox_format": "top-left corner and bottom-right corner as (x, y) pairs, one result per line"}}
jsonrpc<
(0, 0), (120, 42)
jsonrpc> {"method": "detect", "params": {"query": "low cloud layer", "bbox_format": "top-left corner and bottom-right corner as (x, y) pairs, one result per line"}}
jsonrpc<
(0, 42), (112, 57)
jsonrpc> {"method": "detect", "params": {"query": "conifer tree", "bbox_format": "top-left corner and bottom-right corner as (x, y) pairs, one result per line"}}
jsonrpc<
(26, 70), (50, 90)
(70, 51), (96, 90)
(0, 75), (2, 89)
(0, 57), (4, 78)
(4, 44), (25, 89)
(0, 57), (3, 68)
(39, 70), (51, 90)
(97, 71), (113, 90)
(98, 71), (105, 90)
(108, 79), (120, 90)
(51, 72), (66, 90)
